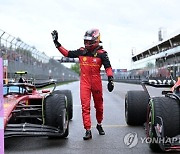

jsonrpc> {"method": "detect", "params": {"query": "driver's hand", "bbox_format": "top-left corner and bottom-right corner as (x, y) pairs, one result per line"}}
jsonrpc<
(51, 30), (58, 42)
(107, 76), (114, 92)
(51, 30), (61, 48)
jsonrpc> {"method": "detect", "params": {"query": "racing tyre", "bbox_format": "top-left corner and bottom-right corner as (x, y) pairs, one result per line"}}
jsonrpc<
(125, 90), (149, 125)
(44, 93), (69, 138)
(147, 97), (180, 152)
(53, 90), (73, 120)
(61, 122), (69, 138)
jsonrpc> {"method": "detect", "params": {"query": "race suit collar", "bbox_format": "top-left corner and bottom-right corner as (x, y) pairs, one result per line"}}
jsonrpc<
(91, 46), (103, 57)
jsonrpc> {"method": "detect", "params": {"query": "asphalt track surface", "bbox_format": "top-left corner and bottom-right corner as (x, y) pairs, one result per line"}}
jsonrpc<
(5, 81), (176, 154)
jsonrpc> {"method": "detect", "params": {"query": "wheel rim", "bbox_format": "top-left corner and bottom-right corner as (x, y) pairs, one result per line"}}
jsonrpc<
(147, 104), (153, 138)
(125, 98), (128, 122)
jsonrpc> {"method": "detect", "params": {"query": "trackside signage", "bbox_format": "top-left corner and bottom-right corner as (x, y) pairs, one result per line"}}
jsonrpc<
(0, 58), (4, 154)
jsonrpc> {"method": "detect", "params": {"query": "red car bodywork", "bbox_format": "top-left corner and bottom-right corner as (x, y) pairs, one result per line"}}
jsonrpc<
(3, 83), (55, 138)
(4, 86), (42, 128)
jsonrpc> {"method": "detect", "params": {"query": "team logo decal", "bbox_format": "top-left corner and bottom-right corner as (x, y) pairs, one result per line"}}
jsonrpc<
(83, 57), (87, 62)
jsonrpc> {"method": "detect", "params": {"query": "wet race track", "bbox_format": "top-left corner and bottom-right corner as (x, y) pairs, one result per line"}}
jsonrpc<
(5, 81), (173, 154)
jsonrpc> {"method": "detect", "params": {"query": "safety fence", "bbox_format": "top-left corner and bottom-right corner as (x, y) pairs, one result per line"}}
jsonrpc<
(0, 29), (79, 83)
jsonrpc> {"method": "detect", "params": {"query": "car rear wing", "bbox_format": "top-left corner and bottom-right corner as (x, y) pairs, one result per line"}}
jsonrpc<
(141, 78), (176, 88)
(141, 78), (177, 97)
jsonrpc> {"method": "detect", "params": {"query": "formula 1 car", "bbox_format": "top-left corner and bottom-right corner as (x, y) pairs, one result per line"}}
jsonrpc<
(3, 80), (73, 138)
(125, 77), (180, 152)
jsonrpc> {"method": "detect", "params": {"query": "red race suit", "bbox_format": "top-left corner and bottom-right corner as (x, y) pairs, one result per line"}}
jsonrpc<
(57, 45), (113, 130)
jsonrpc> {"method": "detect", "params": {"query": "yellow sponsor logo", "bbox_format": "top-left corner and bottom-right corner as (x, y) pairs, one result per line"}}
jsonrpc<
(4, 104), (10, 108)
(83, 57), (87, 61)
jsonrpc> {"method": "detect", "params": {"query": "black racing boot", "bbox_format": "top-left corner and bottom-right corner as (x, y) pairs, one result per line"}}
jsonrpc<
(96, 124), (105, 135)
(83, 130), (92, 140)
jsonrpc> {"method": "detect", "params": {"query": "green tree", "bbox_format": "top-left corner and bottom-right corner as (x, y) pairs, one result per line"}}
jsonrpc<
(70, 63), (80, 75)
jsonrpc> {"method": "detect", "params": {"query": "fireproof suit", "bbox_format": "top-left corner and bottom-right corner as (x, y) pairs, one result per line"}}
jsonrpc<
(57, 45), (113, 130)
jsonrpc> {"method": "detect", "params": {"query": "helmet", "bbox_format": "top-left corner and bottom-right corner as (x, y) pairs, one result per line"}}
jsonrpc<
(84, 28), (102, 50)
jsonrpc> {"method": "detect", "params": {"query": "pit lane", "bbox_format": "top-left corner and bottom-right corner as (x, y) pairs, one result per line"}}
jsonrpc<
(5, 81), (169, 154)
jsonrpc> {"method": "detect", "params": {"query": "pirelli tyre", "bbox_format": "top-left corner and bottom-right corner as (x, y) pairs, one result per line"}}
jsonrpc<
(44, 93), (69, 138)
(125, 90), (149, 125)
(53, 90), (73, 120)
(147, 97), (180, 152)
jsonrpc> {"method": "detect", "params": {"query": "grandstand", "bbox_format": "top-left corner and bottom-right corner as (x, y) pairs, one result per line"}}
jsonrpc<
(0, 29), (79, 83)
(96, 30), (180, 82)
(107, 29), (180, 83)
(127, 30), (180, 80)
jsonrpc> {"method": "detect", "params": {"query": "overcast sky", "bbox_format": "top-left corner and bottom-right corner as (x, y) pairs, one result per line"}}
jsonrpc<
(0, 0), (180, 70)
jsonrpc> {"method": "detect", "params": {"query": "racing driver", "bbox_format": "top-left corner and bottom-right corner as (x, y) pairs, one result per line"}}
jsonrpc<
(51, 28), (114, 140)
